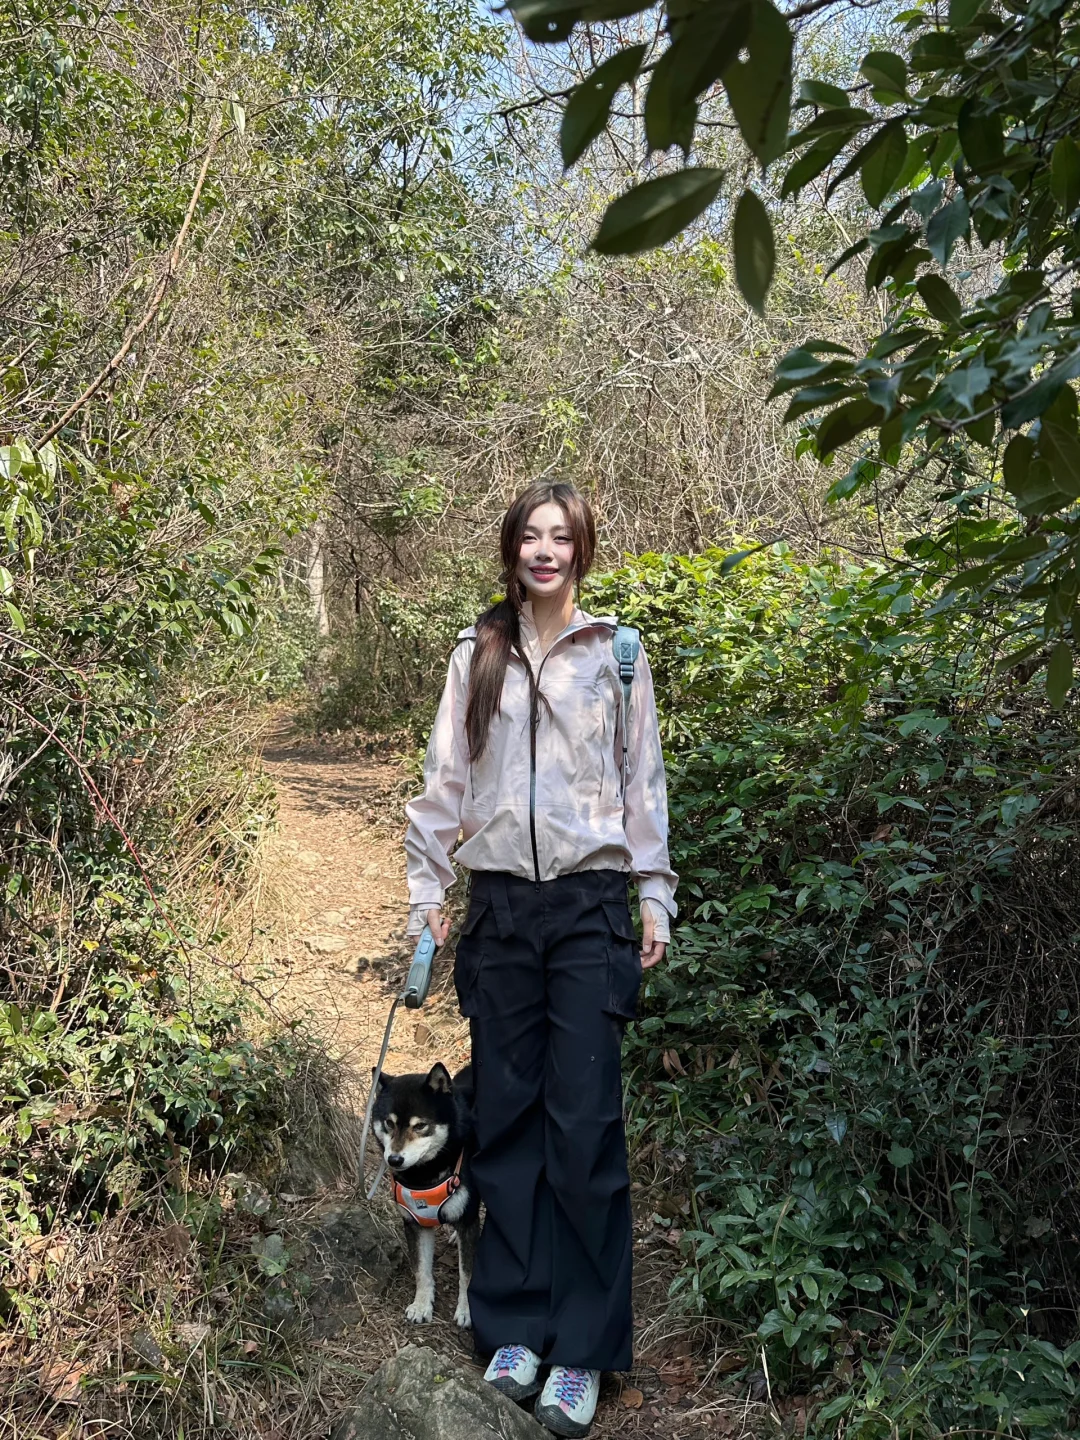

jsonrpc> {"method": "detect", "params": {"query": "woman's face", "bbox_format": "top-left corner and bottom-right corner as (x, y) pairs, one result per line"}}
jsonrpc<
(516, 501), (575, 603)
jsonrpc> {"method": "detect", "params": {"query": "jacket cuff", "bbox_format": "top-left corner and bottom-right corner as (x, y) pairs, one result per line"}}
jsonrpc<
(407, 902), (439, 937)
(637, 877), (677, 920)
(640, 898), (670, 944)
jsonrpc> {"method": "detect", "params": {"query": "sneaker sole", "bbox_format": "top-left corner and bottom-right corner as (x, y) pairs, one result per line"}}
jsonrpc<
(487, 1374), (542, 1403)
(534, 1400), (593, 1438)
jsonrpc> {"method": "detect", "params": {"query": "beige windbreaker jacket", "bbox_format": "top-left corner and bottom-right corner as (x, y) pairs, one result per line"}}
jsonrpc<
(404, 603), (678, 938)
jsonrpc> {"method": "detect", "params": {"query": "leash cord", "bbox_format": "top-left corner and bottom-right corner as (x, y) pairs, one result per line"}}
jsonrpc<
(358, 993), (402, 1201)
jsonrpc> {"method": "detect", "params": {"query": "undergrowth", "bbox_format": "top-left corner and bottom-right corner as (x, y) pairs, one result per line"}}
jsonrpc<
(586, 549), (1080, 1437)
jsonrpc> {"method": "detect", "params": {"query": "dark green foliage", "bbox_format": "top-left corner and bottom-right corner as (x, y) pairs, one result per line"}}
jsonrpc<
(509, 0), (1080, 700)
(586, 550), (1080, 1435)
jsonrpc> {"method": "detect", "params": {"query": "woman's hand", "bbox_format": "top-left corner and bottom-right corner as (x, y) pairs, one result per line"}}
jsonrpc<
(641, 908), (666, 969)
(426, 907), (451, 947)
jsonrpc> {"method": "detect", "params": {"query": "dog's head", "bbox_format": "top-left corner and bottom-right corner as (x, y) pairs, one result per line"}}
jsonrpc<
(371, 1062), (456, 1173)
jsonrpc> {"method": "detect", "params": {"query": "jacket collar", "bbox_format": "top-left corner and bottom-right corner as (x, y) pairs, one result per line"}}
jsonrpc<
(457, 600), (616, 643)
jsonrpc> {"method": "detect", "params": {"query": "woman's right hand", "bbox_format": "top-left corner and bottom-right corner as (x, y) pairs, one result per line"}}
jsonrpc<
(427, 908), (450, 947)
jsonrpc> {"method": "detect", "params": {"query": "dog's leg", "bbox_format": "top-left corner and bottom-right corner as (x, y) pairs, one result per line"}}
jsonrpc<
(454, 1220), (477, 1329)
(405, 1225), (436, 1324)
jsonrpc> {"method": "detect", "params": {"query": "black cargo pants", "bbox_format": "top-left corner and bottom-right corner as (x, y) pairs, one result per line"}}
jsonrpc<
(454, 869), (641, 1371)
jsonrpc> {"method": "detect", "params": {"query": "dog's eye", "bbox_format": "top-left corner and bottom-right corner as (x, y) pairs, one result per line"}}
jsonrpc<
(413, 1123), (430, 1135)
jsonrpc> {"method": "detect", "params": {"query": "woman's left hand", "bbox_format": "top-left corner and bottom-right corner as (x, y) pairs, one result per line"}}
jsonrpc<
(641, 909), (667, 969)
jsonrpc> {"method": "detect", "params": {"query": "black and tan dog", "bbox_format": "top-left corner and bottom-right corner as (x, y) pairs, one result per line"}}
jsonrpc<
(371, 1061), (479, 1328)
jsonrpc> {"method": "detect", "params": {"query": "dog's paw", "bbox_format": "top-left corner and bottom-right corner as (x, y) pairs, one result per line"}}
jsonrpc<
(454, 1297), (472, 1329)
(405, 1299), (434, 1325)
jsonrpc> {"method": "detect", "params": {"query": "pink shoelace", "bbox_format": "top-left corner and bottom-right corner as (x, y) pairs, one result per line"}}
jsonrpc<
(493, 1345), (531, 1376)
(551, 1368), (592, 1409)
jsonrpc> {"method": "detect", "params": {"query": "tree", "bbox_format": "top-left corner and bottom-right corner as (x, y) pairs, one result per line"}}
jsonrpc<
(508, 0), (1080, 704)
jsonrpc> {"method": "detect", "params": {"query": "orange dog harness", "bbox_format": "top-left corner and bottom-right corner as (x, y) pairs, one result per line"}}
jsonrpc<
(391, 1154), (464, 1228)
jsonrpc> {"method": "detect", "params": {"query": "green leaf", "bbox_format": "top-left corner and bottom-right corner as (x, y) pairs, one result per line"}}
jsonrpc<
(721, 543), (770, 575)
(781, 131), (849, 198)
(825, 236), (869, 278)
(926, 194), (970, 268)
(916, 273), (962, 325)
(849, 1271), (884, 1292)
(860, 49), (907, 100)
(646, 6), (750, 154)
(562, 45), (646, 168)
(723, 0), (793, 166)
(958, 99), (1004, 176)
(1002, 434), (1035, 497)
(592, 168), (725, 256)
(1002, 352), (1080, 428)
(508, 0), (650, 43)
(1051, 137), (1080, 216)
(1047, 640), (1073, 709)
(816, 399), (883, 457)
(732, 189), (774, 315)
(798, 79), (849, 108)
(3, 600), (25, 633)
(818, 1394), (854, 1421)
(227, 97), (246, 136)
(860, 121), (909, 209)
(1038, 416), (1080, 499)
(948, 0), (982, 23)
(888, 1141), (914, 1167)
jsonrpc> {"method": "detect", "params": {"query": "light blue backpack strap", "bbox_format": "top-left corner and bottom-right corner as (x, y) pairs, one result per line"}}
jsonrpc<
(612, 625), (640, 786)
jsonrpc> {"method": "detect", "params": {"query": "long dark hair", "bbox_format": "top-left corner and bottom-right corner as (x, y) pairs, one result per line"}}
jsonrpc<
(464, 481), (597, 761)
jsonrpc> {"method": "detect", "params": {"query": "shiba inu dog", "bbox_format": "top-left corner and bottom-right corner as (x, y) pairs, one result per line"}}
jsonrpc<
(371, 1061), (479, 1328)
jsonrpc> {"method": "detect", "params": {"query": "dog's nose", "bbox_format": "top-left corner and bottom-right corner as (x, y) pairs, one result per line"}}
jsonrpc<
(388, 1152), (404, 1168)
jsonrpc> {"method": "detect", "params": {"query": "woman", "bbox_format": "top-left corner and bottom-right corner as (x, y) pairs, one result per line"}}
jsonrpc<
(403, 481), (677, 1440)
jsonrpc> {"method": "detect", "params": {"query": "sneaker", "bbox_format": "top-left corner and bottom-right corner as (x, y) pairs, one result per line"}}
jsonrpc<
(483, 1343), (543, 1401)
(534, 1366), (601, 1438)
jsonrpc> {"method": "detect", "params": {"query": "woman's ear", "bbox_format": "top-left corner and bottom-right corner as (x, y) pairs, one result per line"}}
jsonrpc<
(425, 1062), (453, 1094)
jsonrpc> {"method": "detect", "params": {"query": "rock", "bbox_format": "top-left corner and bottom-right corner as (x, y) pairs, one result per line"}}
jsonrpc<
(304, 933), (348, 954)
(333, 1345), (549, 1440)
(301, 1204), (403, 1337)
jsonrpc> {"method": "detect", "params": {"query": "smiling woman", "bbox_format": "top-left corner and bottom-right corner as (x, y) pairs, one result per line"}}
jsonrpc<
(401, 480), (677, 1439)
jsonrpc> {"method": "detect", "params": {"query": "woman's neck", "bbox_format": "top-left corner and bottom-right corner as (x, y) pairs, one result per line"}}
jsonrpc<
(529, 585), (576, 654)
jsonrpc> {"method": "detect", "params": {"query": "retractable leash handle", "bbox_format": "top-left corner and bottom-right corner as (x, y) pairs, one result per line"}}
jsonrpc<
(402, 924), (436, 1009)
(358, 925), (437, 1200)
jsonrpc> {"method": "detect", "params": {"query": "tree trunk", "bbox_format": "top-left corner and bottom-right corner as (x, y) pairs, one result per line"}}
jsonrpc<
(306, 521), (330, 638)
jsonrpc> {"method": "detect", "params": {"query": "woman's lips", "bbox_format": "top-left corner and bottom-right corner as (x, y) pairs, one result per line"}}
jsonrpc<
(530, 568), (558, 580)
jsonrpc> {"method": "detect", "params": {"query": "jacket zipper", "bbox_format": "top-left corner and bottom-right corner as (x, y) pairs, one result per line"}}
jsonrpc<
(522, 618), (614, 888)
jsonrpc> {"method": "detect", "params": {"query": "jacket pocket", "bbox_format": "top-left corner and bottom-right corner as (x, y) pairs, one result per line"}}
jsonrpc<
(453, 899), (488, 1017)
(601, 898), (641, 1019)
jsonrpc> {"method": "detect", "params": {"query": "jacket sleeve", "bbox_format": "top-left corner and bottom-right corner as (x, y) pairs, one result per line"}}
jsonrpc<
(404, 642), (471, 908)
(623, 645), (678, 920)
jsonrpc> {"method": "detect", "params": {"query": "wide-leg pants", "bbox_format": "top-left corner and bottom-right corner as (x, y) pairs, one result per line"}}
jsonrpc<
(453, 869), (641, 1371)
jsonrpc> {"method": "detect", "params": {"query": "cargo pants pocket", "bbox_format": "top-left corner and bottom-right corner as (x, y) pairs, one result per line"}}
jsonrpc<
(601, 898), (642, 1020)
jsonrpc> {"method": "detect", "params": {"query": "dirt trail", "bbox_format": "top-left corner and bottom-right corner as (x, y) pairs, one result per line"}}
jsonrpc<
(249, 719), (750, 1440)
(254, 724), (469, 1089)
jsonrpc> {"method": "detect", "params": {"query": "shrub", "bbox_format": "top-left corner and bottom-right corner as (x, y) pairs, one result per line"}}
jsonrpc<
(587, 549), (1080, 1437)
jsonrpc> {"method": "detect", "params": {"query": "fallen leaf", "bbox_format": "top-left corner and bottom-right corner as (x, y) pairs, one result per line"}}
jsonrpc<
(661, 1048), (686, 1077)
(414, 1021), (433, 1045)
(242, 1339), (260, 1355)
(620, 1385), (644, 1409)
(39, 1357), (87, 1403)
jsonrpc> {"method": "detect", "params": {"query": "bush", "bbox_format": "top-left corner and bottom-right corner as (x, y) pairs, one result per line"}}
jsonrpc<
(587, 550), (1080, 1437)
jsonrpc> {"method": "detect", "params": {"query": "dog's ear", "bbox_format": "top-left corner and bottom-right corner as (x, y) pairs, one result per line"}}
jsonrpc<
(372, 1067), (391, 1091)
(425, 1062), (453, 1095)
